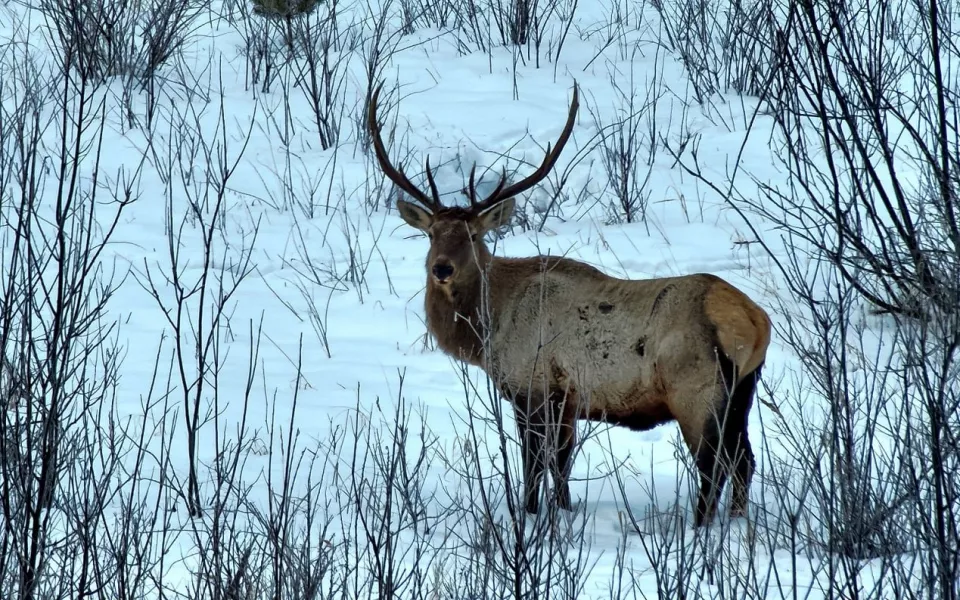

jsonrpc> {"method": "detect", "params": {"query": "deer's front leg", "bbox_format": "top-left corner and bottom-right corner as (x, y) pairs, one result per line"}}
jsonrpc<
(548, 390), (577, 511)
(513, 399), (546, 514)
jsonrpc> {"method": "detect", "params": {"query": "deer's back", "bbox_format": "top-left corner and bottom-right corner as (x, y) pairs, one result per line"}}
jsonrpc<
(487, 257), (769, 418)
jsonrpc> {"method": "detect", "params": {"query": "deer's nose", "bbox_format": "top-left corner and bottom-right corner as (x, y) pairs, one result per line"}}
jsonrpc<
(432, 262), (454, 282)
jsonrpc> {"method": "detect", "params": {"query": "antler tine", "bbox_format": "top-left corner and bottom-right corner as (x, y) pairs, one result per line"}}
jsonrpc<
(368, 83), (444, 212)
(466, 164), (479, 205)
(486, 167), (508, 202)
(469, 166), (508, 208)
(424, 156), (442, 207)
(473, 83), (580, 212)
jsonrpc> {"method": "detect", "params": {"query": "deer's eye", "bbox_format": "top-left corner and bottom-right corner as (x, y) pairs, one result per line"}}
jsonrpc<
(470, 232), (478, 242)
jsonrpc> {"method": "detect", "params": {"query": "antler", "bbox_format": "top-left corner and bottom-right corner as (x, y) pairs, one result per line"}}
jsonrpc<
(368, 81), (580, 214)
(467, 83), (580, 213)
(368, 83), (444, 212)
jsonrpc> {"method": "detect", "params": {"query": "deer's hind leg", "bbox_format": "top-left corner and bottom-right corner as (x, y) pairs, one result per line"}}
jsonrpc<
(678, 352), (752, 527)
(726, 364), (761, 518)
(674, 384), (732, 528)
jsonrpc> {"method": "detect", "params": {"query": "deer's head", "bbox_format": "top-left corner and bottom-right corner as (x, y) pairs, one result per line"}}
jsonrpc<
(369, 83), (579, 288)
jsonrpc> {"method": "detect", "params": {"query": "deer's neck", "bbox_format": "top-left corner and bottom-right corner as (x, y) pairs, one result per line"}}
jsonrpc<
(425, 264), (496, 368)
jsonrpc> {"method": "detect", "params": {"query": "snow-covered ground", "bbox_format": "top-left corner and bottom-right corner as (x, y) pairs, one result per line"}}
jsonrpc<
(1, 0), (915, 597)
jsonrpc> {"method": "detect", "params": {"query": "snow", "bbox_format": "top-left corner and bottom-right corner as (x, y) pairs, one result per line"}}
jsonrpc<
(0, 0), (895, 596)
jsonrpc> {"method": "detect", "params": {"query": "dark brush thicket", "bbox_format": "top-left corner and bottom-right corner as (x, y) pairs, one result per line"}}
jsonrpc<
(666, 0), (959, 597)
(1, 0), (957, 598)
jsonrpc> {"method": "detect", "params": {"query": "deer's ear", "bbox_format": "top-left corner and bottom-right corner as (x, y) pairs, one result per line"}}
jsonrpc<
(476, 197), (515, 233)
(396, 200), (433, 232)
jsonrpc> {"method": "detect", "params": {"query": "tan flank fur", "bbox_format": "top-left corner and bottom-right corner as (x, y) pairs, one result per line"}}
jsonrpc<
(369, 83), (772, 526)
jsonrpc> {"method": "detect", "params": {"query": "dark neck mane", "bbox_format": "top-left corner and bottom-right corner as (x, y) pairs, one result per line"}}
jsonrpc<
(425, 267), (492, 367)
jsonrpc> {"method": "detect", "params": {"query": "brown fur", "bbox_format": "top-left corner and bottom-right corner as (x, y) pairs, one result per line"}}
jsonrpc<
(398, 201), (772, 525)
(373, 85), (771, 525)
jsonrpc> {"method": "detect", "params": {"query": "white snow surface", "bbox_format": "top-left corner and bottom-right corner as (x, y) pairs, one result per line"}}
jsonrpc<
(0, 0), (889, 597)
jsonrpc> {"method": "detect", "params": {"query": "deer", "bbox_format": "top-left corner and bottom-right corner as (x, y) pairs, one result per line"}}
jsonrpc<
(369, 82), (772, 526)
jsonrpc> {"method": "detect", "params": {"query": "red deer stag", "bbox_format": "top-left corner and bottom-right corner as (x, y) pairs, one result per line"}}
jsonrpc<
(369, 83), (772, 526)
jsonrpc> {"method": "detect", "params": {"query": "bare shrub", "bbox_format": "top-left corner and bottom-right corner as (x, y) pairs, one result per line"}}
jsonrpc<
(38, 0), (204, 86)
(398, 0), (458, 31)
(134, 80), (259, 517)
(671, 0), (960, 596)
(588, 67), (658, 227)
(456, 0), (578, 64)
(291, 0), (357, 150)
(650, 0), (780, 104)
(252, 0), (323, 18)
(0, 37), (157, 599)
